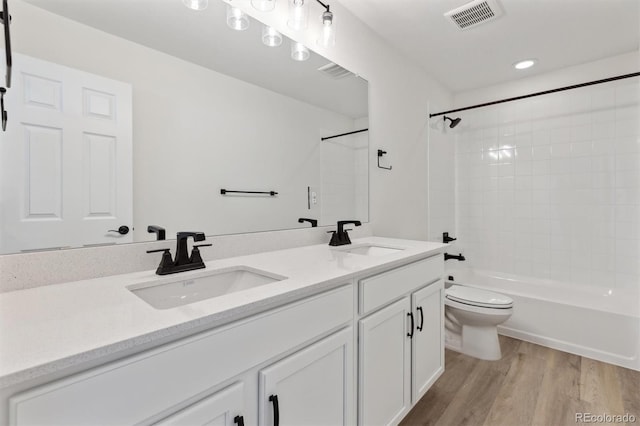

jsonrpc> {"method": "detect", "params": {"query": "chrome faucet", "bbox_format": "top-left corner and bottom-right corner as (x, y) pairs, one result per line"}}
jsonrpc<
(147, 232), (212, 275)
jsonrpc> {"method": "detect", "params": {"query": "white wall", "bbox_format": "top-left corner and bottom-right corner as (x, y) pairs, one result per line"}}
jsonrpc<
(450, 52), (639, 290)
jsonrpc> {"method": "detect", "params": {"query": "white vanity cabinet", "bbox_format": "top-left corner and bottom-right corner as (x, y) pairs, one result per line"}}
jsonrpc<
(358, 297), (412, 425)
(258, 327), (353, 426)
(7, 285), (354, 426)
(411, 281), (445, 403)
(357, 256), (444, 426)
(154, 382), (245, 426)
(2, 240), (448, 426)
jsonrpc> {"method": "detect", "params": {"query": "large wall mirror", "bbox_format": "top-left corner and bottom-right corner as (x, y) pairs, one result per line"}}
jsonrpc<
(0, 0), (369, 254)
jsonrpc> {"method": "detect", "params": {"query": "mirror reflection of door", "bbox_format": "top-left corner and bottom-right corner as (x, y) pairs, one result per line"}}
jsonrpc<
(0, 53), (132, 253)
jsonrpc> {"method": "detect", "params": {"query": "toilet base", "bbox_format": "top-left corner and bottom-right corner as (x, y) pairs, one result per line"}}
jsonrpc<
(461, 325), (502, 360)
(444, 324), (503, 361)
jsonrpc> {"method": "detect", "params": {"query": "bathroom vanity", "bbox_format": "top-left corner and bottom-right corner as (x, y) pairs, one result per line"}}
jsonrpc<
(0, 237), (446, 425)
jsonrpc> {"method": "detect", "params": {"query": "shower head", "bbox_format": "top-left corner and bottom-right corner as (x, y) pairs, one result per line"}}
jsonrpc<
(444, 116), (462, 129)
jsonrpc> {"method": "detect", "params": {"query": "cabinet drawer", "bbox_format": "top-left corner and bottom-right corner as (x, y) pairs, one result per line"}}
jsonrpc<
(359, 256), (442, 315)
(9, 285), (353, 426)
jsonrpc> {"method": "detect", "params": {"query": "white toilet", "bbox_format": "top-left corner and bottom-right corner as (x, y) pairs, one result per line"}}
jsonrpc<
(444, 285), (513, 361)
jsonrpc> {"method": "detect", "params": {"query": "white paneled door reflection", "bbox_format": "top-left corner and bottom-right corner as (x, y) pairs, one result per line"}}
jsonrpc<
(0, 53), (132, 253)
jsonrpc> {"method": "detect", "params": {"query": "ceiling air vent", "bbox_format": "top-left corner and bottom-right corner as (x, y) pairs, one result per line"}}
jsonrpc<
(317, 62), (354, 79)
(444, 0), (504, 30)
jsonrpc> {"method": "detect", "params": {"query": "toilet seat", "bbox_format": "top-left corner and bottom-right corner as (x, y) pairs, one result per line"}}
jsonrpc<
(446, 285), (513, 309)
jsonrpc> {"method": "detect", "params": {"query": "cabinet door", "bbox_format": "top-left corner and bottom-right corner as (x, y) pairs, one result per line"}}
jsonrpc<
(358, 298), (411, 426)
(411, 280), (444, 404)
(259, 327), (354, 426)
(155, 382), (245, 426)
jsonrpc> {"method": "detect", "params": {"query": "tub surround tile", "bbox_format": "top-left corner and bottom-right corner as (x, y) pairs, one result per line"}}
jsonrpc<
(450, 79), (639, 290)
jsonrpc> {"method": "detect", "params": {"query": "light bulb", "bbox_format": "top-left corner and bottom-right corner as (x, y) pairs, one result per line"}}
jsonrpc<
(182, 0), (208, 10)
(262, 25), (283, 47)
(288, 0), (308, 30)
(514, 59), (537, 70)
(317, 10), (335, 47)
(251, 0), (276, 12)
(291, 42), (310, 61)
(226, 5), (249, 31)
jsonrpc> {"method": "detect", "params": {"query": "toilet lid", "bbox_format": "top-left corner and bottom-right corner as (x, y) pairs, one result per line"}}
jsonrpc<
(446, 285), (513, 308)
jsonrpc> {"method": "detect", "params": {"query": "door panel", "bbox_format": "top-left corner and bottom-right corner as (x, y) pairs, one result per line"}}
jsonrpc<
(259, 327), (353, 426)
(358, 298), (411, 426)
(0, 52), (132, 253)
(154, 382), (244, 426)
(411, 280), (444, 404)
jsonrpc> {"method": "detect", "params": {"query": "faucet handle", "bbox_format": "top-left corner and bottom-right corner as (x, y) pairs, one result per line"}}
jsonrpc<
(147, 248), (175, 274)
(147, 248), (170, 254)
(190, 244), (211, 265)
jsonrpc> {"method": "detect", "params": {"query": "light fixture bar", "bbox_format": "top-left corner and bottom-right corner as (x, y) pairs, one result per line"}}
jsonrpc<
(315, 0), (330, 11)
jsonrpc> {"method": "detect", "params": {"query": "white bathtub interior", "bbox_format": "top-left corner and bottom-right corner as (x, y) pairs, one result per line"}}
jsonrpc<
(445, 266), (640, 371)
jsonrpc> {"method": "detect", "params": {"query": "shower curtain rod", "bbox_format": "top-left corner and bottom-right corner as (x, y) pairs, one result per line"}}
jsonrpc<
(429, 71), (640, 118)
(321, 128), (369, 141)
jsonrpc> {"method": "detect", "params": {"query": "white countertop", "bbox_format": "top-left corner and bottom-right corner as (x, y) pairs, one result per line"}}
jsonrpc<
(0, 237), (446, 388)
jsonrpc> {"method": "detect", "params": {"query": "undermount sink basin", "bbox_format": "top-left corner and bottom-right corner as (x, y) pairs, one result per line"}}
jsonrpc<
(128, 267), (287, 310)
(334, 243), (405, 257)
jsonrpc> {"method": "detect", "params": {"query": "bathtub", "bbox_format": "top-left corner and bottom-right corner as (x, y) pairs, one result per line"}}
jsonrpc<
(445, 267), (640, 371)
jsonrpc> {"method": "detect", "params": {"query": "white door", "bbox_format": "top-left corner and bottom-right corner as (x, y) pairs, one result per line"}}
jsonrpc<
(358, 298), (411, 426)
(259, 327), (354, 426)
(411, 280), (445, 404)
(0, 52), (132, 253)
(154, 382), (245, 426)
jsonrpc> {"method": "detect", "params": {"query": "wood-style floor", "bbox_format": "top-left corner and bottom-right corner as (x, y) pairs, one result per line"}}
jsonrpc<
(400, 336), (640, 426)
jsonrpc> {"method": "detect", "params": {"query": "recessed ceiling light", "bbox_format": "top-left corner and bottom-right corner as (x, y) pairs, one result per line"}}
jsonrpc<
(514, 59), (537, 70)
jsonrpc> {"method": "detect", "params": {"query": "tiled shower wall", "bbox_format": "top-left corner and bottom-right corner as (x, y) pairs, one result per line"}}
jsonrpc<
(454, 78), (639, 289)
(320, 125), (369, 225)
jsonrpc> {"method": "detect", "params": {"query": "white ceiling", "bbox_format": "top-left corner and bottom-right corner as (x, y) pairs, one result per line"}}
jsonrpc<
(337, 0), (639, 93)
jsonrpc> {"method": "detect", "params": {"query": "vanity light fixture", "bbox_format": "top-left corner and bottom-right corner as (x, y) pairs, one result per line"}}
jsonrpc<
(291, 41), (310, 61)
(288, 0), (308, 30)
(226, 4), (250, 30)
(182, 0), (208, 10)
(251, 0), (276, 12)
(316, 0), (335, 47)
(262, 25), (283, 47)
(514, 59), (536, 70)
